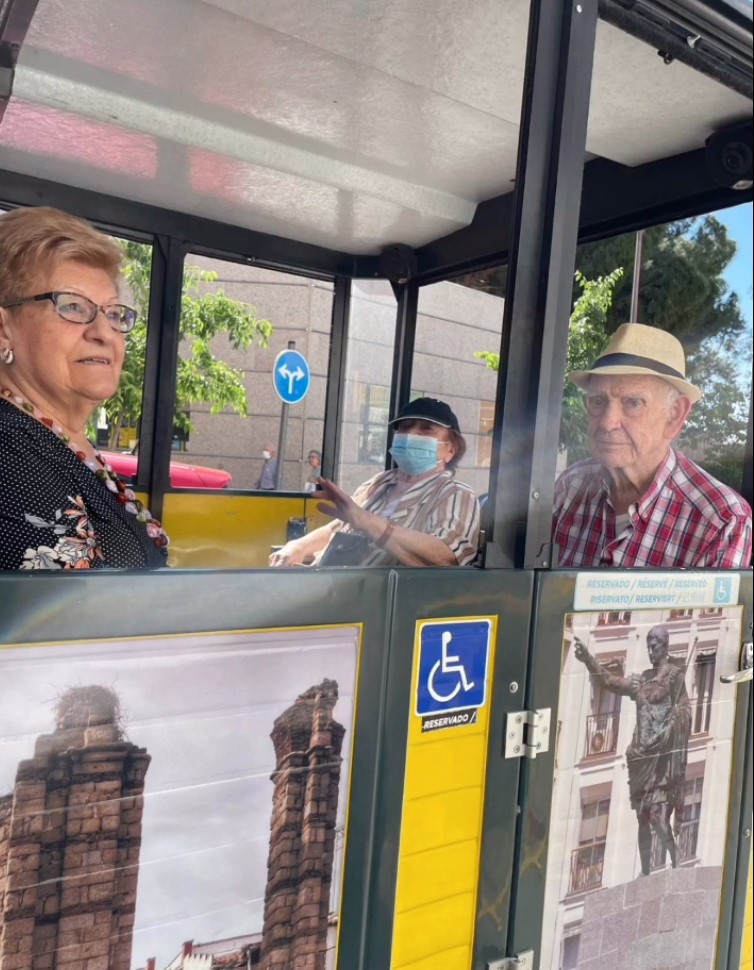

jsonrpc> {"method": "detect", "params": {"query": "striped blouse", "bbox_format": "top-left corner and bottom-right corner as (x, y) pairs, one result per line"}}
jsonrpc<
(332, 468), (481, 567)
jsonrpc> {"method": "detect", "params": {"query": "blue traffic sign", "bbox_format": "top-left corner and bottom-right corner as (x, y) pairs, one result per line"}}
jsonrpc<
(416, 619), (491, 717)
(273, 349), (311, 404)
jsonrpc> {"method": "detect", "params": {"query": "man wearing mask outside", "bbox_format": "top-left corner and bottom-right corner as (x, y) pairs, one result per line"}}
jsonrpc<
(255, 442), (277, 490)
(270, 398), (480, 567)
(304, 449), (322, 492)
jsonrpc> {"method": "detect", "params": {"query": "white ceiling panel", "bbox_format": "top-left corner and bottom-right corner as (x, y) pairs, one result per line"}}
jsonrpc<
(589, 21), (751, 166)
(0, 0), (749, 254)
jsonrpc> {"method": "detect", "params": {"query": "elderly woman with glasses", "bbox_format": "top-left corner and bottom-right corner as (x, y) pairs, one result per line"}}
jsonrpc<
(0, 206), (169, 570)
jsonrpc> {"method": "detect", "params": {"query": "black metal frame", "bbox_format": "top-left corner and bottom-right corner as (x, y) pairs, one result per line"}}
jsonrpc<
(484, 0), (599, 569)
(139, 236), (186, 518)
(414, 149), (753, 285)
(322, 276), (352, 480)
(387, 280), (419, 426)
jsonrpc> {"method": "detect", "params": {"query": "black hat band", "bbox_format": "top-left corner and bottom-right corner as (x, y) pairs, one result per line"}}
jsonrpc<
(592, 352), (686, 381)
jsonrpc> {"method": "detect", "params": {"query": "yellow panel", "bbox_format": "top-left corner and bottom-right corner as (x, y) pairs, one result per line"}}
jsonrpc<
(742, 850), (753, 970)
(396, 947), (472, 970)
(406, 734), (488, 800)
(392, 892), (477, 966)
(392, 616), (498, 969)
(396, 839), (480, 913)
(162, 492), (311, 567)
(401, 787), (483, 856)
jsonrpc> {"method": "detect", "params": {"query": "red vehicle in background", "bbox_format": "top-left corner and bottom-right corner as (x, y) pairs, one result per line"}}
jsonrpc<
(101, 451), (233, 489)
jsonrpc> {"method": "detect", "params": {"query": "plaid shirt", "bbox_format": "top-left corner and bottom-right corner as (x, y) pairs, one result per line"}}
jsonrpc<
(553, 449), (752, 568)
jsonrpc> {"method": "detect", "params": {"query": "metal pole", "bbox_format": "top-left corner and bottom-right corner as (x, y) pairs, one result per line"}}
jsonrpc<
(322, 277), (351, 481)
(274, 340), (295, 490)
(386, 281), (419, 470)
(630, 228), (645, 321)
(485, 0), (599, 570)
(141, 235), (186, 521)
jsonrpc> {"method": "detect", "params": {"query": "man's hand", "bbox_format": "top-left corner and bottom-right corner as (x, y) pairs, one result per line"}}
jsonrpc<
(573, 637), (590, 664)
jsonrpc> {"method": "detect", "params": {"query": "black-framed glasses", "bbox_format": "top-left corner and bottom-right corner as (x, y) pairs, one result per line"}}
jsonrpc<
(0, 292), (137, 333)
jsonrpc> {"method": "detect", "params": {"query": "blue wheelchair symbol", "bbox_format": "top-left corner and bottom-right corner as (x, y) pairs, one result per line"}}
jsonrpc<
(714, 577), (732, 604)
(416, 619), (491, 716)
(273, 349), (311, 404)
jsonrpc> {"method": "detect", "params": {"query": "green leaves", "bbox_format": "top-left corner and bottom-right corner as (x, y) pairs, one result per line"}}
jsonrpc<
(105, 242), (272, 446)
(474, 269), (623, 462)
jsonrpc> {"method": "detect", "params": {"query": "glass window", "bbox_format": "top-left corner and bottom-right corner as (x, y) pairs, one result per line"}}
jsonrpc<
(691, 654), (717, 736)
(561, 932), (581, 970)
(413, 278), (504, 497)
(560, 204), (752, 495)
(336, 281), (397, 495)
(569, 794), (610, 894)
(172, 255), (333, 491)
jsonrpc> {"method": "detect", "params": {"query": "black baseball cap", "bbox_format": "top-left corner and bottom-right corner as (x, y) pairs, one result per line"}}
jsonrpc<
(389, 398), (461, 433)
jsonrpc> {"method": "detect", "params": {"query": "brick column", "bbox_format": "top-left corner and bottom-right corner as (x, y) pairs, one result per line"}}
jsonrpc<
(261, 680), (345, 970)
(0, 687), (150, 970)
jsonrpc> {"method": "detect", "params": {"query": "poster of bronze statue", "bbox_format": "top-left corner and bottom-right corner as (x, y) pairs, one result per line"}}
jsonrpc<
(0, 625), (360, 970)
(540, 606), (743, 970)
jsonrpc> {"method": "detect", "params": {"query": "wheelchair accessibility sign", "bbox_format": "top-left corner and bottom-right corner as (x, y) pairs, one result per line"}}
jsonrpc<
(416, 618), (492, 732)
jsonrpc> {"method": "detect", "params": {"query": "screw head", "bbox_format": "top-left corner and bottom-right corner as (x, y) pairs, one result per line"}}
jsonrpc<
(745, 828), (752, 839)
(532, 490), (540, 500)
(576, 3), (583, 11)
(514, 745), (521, 754)
(509, 681), (519, 694)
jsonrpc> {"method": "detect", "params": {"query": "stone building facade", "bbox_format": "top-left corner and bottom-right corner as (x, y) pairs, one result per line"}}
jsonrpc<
(261, 679), (345, 970)
(0, 686), (150, 970)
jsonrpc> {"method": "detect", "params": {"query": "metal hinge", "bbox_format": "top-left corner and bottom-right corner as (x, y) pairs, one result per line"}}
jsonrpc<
(487, 951), (535, 970)
(504, 709), (551, 760)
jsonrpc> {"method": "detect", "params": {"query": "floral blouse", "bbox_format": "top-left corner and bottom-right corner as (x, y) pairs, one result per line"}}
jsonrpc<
(0, 399), (168, 570)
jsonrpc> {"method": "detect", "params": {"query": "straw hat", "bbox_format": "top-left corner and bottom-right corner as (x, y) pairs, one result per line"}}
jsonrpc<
(569, 323), (702, 403)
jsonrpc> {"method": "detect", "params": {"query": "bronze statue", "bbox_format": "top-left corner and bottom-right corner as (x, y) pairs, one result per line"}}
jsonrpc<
(574, 625), (692, 876)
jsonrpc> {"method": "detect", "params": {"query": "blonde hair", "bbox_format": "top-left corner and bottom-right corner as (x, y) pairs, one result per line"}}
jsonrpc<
(0, 207), (123, 304)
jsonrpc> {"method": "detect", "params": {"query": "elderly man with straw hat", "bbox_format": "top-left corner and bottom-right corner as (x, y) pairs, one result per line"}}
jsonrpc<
(553, 323), (752, 568)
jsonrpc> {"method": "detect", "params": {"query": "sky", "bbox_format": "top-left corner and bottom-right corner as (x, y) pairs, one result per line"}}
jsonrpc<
(0, 627), (359, 970)
(714, 201), (753, 329)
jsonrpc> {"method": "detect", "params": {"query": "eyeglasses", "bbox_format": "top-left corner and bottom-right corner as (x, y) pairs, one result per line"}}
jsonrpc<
(583, 393), (647, 418)
(1, 292), (137, 333)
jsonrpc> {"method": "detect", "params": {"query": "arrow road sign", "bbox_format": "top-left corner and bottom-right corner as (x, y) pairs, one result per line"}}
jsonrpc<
(273, 349), (311, 404)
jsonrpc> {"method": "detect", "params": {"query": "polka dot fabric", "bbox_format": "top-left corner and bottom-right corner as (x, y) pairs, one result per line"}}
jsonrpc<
(0, 398), (168, 570)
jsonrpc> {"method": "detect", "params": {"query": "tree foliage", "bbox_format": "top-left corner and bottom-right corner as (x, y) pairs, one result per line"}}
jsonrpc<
(105, 242), (272, 447)
(576, 217), (745, 348)
(462, 215), (746, 348)
(468, 214), (750, 479)
(473, 269), (622, 462)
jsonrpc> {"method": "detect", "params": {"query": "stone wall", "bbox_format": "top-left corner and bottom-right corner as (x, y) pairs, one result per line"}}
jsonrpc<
(0, 796), (11, 929)
(0, 687), (150, 970)
(261, 679), (345, 970)
(576, 866), (723, 970)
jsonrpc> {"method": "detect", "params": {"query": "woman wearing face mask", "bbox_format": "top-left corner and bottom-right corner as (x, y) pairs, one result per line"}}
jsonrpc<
(269, 398), (480, 567)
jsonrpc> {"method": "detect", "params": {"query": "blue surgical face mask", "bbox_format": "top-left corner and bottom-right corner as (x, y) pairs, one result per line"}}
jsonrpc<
(389, 433), (439, 476)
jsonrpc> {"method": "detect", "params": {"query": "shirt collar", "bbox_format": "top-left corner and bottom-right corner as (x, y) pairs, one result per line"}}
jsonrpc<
(599, 449), (677, 518)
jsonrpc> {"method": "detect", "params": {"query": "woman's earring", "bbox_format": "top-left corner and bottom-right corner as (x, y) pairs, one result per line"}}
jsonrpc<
(0, 347), (14, 365)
